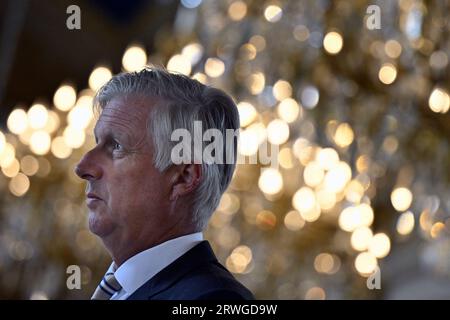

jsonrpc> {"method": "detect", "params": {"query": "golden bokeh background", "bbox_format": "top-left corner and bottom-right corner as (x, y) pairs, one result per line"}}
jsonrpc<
(0, 0), (449, 299)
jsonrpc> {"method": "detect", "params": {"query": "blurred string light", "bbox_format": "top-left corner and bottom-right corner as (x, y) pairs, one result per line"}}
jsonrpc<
(368, 233), (391, 258)
(7, 109), (28, 134)
(240, 43), (257, 61)
(63, 126), (86, 149)
(396, 211), (415, 235)
(339, 204), (374, 232)
(122, 44), (147, 72)
(391, 187), (413, 212)
(293, 25), (309, 42)
(305, 287), (326, 300)
(181, 43), (204, 65)
(292, 187), (321, 222)
(228, 1), (247, 21)
(267, 119), (289, 145)
(428, 87), (450, 113)
(0, 131), (6, 153)
(51, 136), (72, 159)
(45, 111), (61, 134)
(351, 226), (373, 251)
(355, 252), (377, 275)
(429, 51), (448, 69)
(29, 131), (51, 155)
(89, 66), (112, 91)
(248, 72), (265, 95)
(53, 85), (77, 112)
(333, 123), (354, 148)
(277, 98), (301, 123)
(226, 245), (252, 274)
(9, 173), (30, 197)
(181, 0), (202, 9)
(301, 86), (319, 109)
(249, 35), (266, 52)
(323, 31), (343, 55)
(237, 102), (257, 127)
(264, 5), (282, 23)
(0, 142), (15, 168)
(278, 148), (295, 169)
(378, 63), (397, 84)
(167, 54), (191, 75)
(27, 104), (48, 129)
(20, 155), (39, 176)
(258, 168), (283, 195)
(1, 0), (449, 299)
(385, 39), (402, 59)
(238, 123), (265, 156)
(314, 253), (340, 274)
(284, 210), (305, 231)
(273, 80), (292, 101)
(204, 58), (225, 78)
(2, 158), (20, 178)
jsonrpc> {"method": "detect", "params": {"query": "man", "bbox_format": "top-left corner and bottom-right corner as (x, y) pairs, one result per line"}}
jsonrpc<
(75, 67), (253, 300)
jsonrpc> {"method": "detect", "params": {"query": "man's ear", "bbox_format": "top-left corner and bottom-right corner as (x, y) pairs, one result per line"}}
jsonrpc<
(169, 164), (202, 201)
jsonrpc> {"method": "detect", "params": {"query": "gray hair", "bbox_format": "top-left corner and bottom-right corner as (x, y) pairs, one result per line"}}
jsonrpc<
(93, 67), (240, 229)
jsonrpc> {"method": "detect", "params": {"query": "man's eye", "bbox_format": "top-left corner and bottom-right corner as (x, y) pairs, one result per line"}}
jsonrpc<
(112, 141), (123, 151)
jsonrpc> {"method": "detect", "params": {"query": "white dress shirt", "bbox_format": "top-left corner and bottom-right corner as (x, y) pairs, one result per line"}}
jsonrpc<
(110, 232), (204, 300)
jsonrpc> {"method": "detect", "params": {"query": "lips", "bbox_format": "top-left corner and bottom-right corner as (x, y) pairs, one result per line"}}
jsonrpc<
(86, 192), (104, 208)
(86, 192), (102, 200)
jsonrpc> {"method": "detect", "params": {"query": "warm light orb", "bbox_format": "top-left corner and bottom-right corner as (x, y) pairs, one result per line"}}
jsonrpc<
(89, 66), (112, 91)
(267, 119), (289, 145)
(27, 104), (48, 130)
(351, 227), (373, 251)
(378, 63), (397, 85)
(273, 80), (292, 101)
(54, 85), (77, 112)
(258, 168), (283, 195)
(264, 5), (282, 23)
(167, 54), (191, 76)
(9, 173), (30, 197)
(205, 58), (225, 78)
(277, 98), (300, 123)
(428, 88), (450, 113)
(396, 211), (415, 235)
(303, 162), (324, 187)
(51, 136), (73, 159)
(323, 31), (343, 55)
(182, 43), (204, 65)
(237, 102), (257, 127)
(29, 131), (51, 155)
(355, 252), (377, 275)
(334, 123), (354, 148)
(228, 1), (247, 21)
(391, 187), (413, 212)
(368, 233), (391, 258)
(122, 44), (147, 72)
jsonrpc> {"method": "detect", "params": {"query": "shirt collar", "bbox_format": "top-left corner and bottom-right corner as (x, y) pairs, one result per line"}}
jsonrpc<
(113, 232), (203, 296)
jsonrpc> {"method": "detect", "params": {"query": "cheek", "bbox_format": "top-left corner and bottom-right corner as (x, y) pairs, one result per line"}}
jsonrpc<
(106, 162), (169, 212)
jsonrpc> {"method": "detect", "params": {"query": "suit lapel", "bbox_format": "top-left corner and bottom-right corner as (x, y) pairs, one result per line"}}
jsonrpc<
(127, 240), (217, 300)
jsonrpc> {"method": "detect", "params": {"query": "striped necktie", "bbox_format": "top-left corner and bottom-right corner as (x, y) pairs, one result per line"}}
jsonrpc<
(91, 263), (122, 300)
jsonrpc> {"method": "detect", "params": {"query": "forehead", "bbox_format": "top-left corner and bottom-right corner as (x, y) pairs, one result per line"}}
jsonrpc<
(94, 96), (151, 137)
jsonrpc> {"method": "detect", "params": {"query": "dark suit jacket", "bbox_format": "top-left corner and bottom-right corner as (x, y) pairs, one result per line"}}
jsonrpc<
(126, 240), (254, 300)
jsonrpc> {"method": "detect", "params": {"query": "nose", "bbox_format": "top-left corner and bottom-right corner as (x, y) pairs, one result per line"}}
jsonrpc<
(75, 149), (103, 181)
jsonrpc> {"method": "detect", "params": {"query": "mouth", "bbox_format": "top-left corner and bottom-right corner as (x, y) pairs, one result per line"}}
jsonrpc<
(86, 192), (103, 207)
(86, 192), (102, 200)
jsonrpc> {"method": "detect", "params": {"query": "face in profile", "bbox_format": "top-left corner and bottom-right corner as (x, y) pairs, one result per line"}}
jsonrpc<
(75, 96), (173, 256)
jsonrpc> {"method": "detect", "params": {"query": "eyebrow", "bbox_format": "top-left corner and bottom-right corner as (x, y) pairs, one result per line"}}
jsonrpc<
(94, 127), (130, 145)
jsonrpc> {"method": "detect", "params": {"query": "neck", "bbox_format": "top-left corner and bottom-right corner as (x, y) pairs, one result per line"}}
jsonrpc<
(104, 226), (199, 267)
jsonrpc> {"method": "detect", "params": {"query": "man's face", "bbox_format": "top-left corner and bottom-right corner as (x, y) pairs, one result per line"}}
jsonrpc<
(75, 96), (173, 256)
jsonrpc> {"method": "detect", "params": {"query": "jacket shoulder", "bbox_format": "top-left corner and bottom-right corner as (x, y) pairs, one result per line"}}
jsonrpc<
(163, 261), (254, 300)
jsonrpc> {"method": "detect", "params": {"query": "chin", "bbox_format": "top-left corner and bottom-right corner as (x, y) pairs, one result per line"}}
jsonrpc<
(88, 211), (115, 238)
